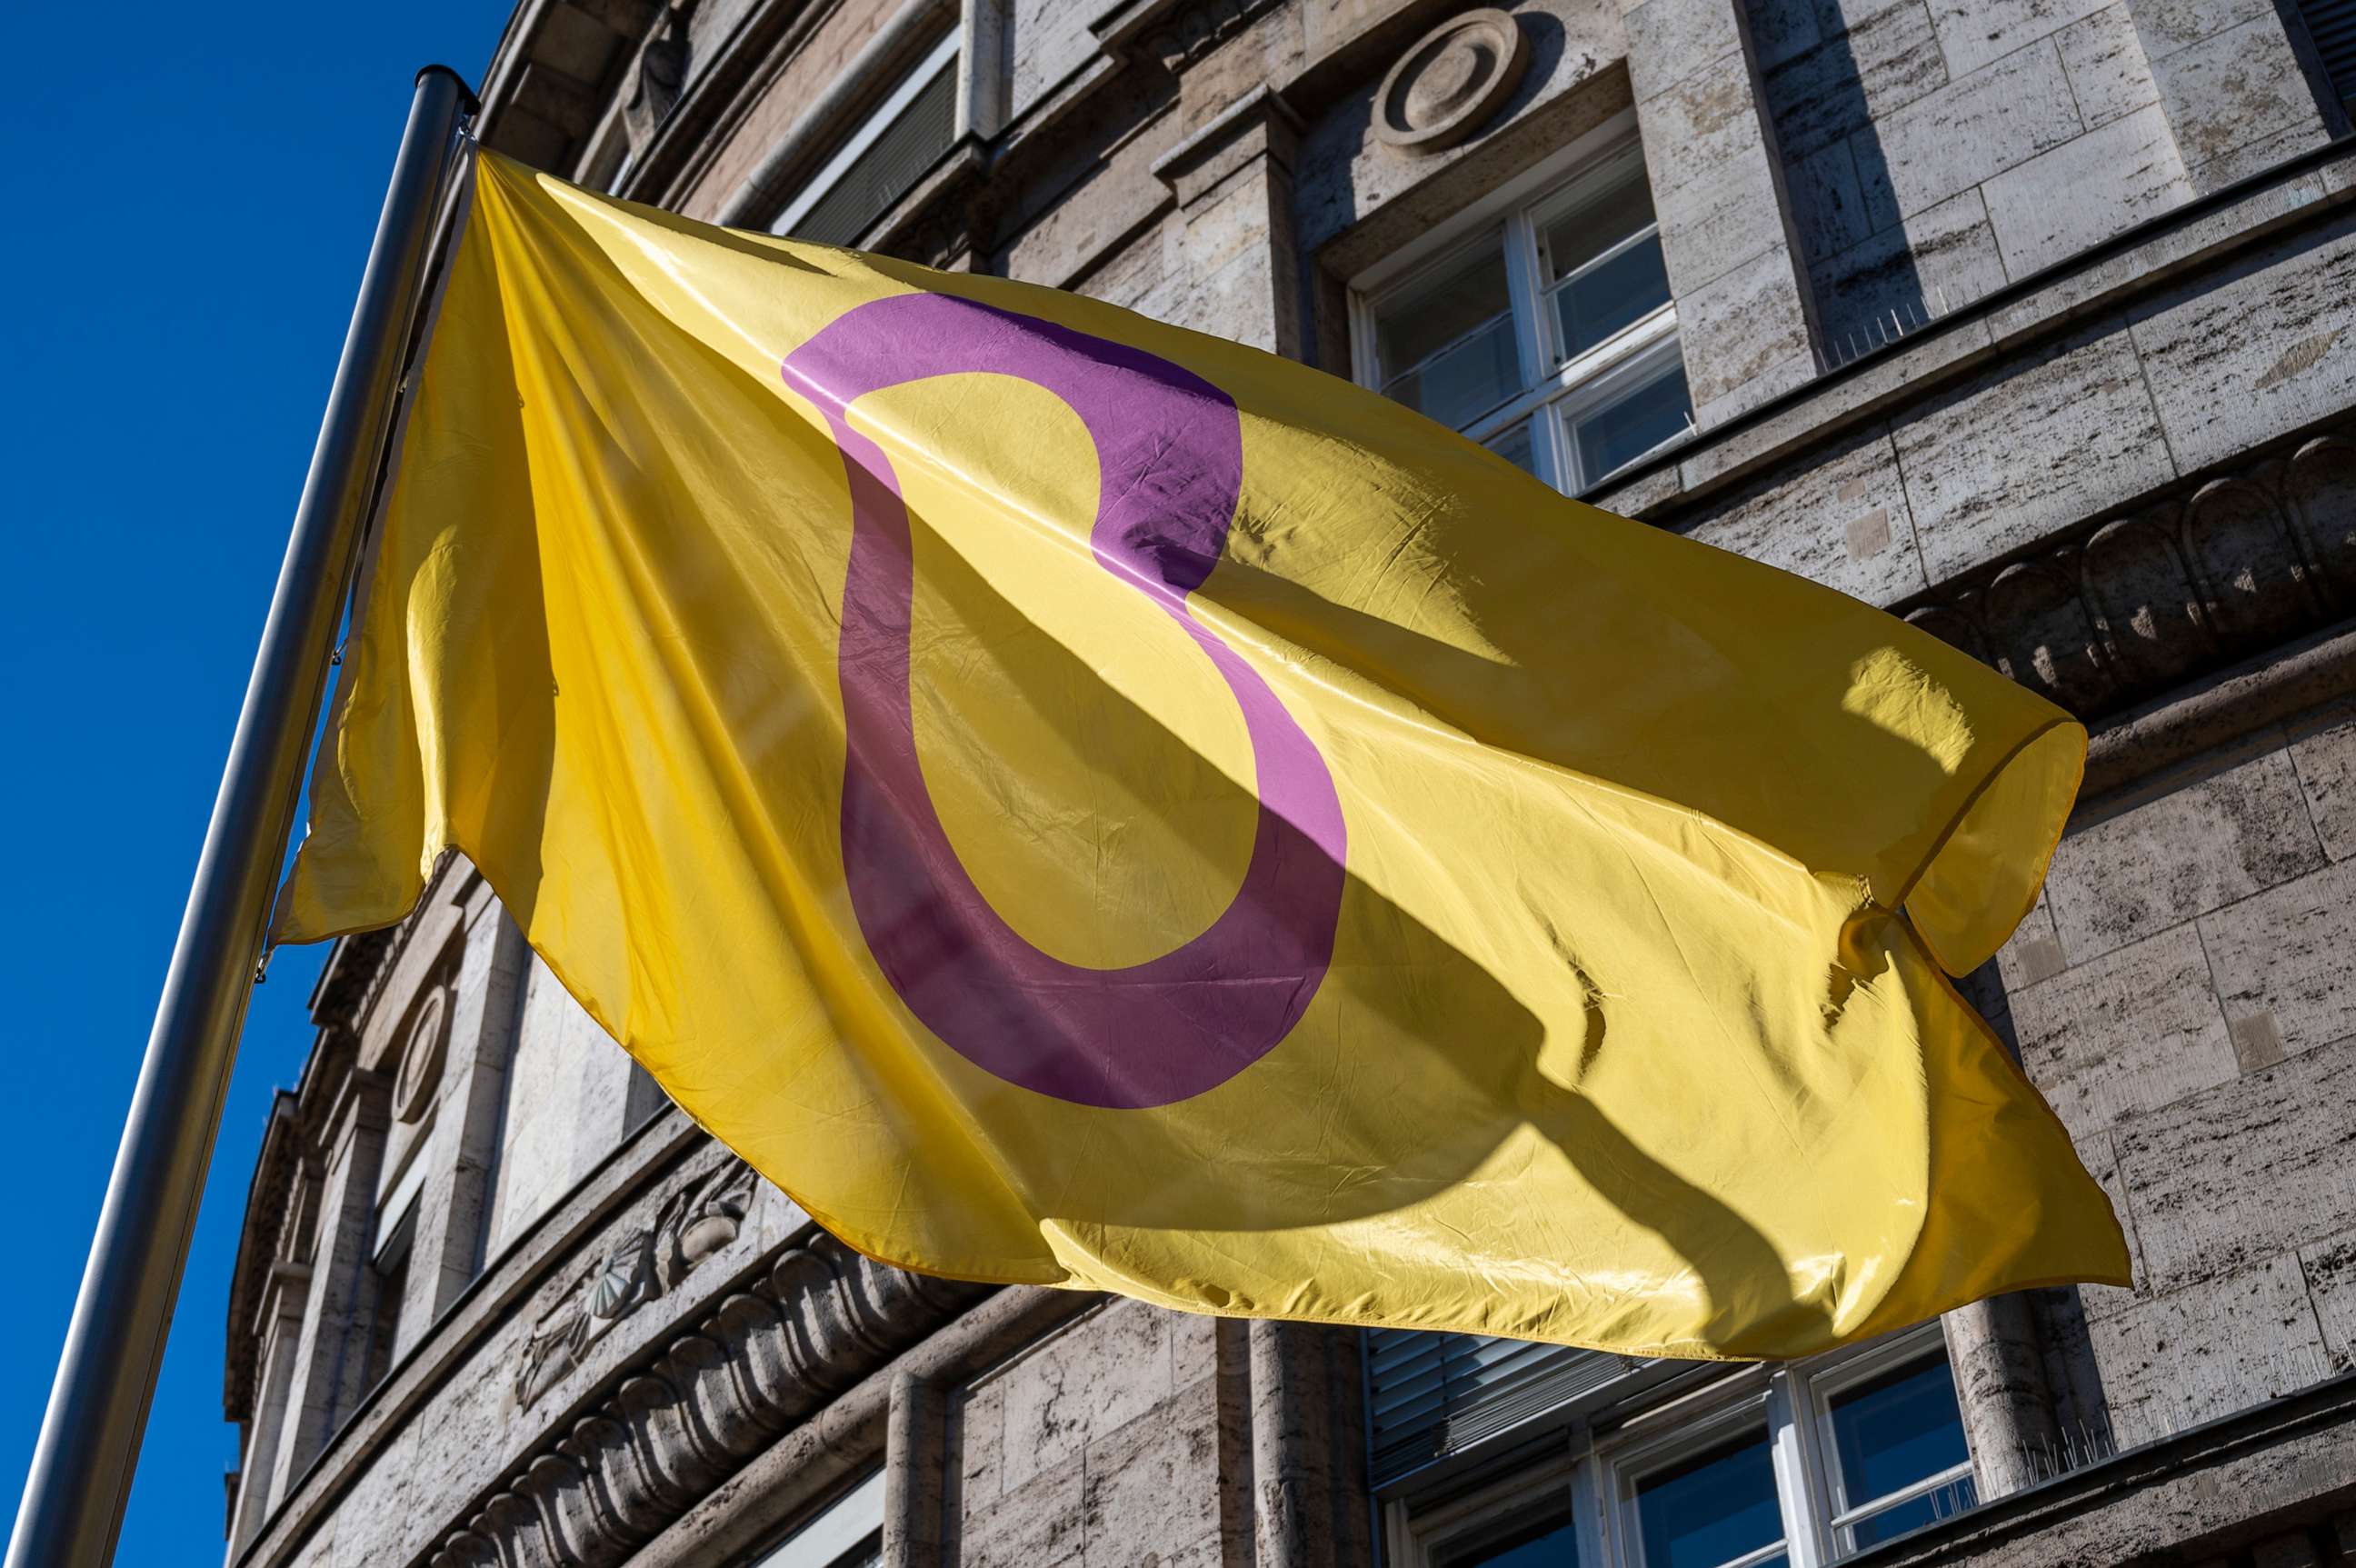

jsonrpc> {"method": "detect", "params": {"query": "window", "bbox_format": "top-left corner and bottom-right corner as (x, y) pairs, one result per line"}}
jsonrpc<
(743, 1468), (885, 1568)
(2291, 0), (2356, 121)
(771, 33), (959, 248)
(1391, 1328), (1978, 1568)
(1352, 140), (1692, 494)
(360, 1203), (415, 1395)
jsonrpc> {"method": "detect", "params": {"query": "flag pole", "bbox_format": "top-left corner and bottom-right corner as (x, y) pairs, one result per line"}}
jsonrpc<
(7, 65), (476, 1568)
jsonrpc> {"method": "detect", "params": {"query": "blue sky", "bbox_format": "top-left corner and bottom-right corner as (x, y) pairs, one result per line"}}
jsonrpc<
(0, 5), (506, 1555)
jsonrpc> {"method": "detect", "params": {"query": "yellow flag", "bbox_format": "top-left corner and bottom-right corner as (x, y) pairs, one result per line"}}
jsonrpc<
(279, 151), (2128, 1358)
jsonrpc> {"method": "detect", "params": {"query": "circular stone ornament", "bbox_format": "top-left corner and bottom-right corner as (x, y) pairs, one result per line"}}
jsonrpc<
(390, 987), (451, 1124)
(1373, 9), (1530, 150)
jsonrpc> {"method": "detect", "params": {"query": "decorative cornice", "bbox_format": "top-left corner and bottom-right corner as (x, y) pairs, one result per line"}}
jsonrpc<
(1093, 0), (1284, 73)
(1902, 424), (2356, 723)
(428, 1231), (989, 1568)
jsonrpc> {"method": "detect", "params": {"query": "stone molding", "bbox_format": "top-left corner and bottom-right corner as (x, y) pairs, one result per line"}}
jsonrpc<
(1371, 8), (1528, 151)
(1092, 0), (1286, 74)
(1902, 426), (2356, 723)
(426, 1228), (988, 1568)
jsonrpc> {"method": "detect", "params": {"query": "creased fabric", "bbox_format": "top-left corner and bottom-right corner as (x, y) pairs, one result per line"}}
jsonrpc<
(279, 152), (2128, 1358)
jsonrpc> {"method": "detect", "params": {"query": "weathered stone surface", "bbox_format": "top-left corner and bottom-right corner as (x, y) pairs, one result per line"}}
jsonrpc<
(2131, 216), (2356, 473)
(2290, 700), (2356, 863)
(2200, 858), (2356, 1059)
(1996, 883), (2068, 990)
(1872, 41), (2083, 220)
(2043, 748), (2324, 961)
(2149, 13), (2330, 175)
(1675, 241), (1818, 424)
(1760, 0), (1948, 160)
(963, 1461), (1088, 1568)
(2055, 4), (2161, 128)
(1982, 105), (2191, 276)
(1080, 1380), (1225, 1562)
(1682, 427), (1929, 601)
(2299, 1229), (2356, 1368)
(2112, 1036), (2356, 1293)
(1892, 320), (2171, 581)
(1928, 0), (2111, 78)
(2071, 1129), (2148, 1320)
(1810, 187), (2009, 349)
(2009, 924), (2236, 1141)
(996, 1301), (1180, 1497)
(2088, 1253), (2328, 1449)
(1624, 0), (1743, 103)
(2130, 0), (2280, 53)
(1641, 61), (1792, 295)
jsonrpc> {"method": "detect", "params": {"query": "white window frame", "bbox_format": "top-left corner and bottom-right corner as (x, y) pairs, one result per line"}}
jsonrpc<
(1390, 1325), (1965, 1568)
(1345, 116), (1692, 494)
(746, 1466), (886, 1567)
(769, 29), (961, 240)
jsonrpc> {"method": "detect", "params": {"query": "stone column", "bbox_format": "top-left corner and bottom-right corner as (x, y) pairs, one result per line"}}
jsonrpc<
(1942, 1293), (2063, 1498)
(1150, 86), (1306, 358)
(883, 1371), (949, 1566)
(1623, 0), (1819, 425)
(225, 1273), (312, 1553)
(267, 1064), (392, 1499)
(1249, 1319), (1342, 1568)
(402, 887), (534, 1335)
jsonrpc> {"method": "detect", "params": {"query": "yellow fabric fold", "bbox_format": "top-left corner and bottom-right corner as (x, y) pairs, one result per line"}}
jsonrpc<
(278, 151), (2128, 1358)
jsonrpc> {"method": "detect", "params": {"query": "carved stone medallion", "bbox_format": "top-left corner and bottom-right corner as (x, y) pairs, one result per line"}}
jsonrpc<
(1373, 9), (1529, 151)
(391, 986), (451, 1124)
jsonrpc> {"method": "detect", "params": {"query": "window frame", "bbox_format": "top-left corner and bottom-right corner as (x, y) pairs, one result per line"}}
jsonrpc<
(769, 29), (962, 241)
(1346, 120), (1691, 494)
(1387, 1325), (1967, 1568)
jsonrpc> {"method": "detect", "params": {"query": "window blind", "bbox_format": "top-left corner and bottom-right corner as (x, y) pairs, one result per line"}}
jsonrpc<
(2299, 0), (2356, 109)
(790, 58), (958, 250)
(1365, 1330), (1652, 1489)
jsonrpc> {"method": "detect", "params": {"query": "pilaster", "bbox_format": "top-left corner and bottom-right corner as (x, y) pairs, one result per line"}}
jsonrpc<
(1151, 86), (1307, 355)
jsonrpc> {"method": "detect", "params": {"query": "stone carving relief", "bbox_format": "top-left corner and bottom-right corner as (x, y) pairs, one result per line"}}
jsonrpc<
(1903, 428), (2356, 720)
(514, 1154), (763, 1408)
(437, 1227), (987, 1568)
(1109, 0), (1286, 73)
(1373, 9), (1529, 150)
(391, 985), (452, 1124)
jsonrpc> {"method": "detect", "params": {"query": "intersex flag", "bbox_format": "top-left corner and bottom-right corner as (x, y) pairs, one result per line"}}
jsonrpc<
(277, 151), (2129, 1357)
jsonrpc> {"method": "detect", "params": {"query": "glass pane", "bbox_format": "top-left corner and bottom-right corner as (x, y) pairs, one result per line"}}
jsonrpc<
(1571, 360), (1692, 483)
(1435, 1503), (1582, 1566)
(1542, 165), (1657, 282)
(1631, 1430), (1783, 1568)
(1484, 419), (1539, 477)
(1376, 240), (1512, 375)
(1847, 1475), (1979, 1551)
(1550, 233), (1672, 362)
(1827, 1356), (1972, 1510)
(1384, 313), (1522, 430)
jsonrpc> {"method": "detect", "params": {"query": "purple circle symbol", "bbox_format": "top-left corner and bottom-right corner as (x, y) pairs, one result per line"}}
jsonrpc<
(783, 295), (1347, 1108)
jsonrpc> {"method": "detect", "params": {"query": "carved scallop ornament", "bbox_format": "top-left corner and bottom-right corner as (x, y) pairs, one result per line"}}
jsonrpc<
(1373, 9), (1530, 151)
(391, 986), (450, 1124)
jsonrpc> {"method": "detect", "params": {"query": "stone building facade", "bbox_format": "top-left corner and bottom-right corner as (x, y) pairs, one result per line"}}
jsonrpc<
(222, 0), (2356, 1564)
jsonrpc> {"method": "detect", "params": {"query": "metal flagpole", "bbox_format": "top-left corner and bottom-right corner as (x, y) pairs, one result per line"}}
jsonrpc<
(7, 65), (477, 1568)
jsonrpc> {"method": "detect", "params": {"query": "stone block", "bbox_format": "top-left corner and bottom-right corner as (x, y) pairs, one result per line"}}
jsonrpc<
(2111, 1036), (2356, 1294)
(2072, 1130), (2148, 1321)
(1641, 63), (1793, 295)
(962, 1459), (1087, 1568)
(1995, 883), (2069, 990)
(2199, 858), (2356, 1059)
(2251, 1533), (2324, 1568)
(1982, 105), (2193, 277)
(2150, 15), (2332, 176)
(2055, 4), (2161, 128)
(959, 1371), (1009, 1506)
(2299, 1229), (2356, 1368)
(1079, 1380), (1224, 1562)
(2043, 748), (2323, 961)
(1928, 0), (2112, 78)
(1744, 0), (1823, 68)
(2008, 924), (2236, 1142)
(1892, 319), (2171, 582)
(998, 1300), (1177, 1496)
(1625, 0), (1745, 103)
(2131, 0), (2278, 53)
(1673, 243), (1819, 422)
(1760, 0), (1948, 160)
(1872, 41), (2084, 221)
(2086, 1252), (2328, 1448)
(2289, 700), (2356, 862)
(1809, 188), (2010, 351)
(1786, 138), (1877, 262)
(2130, 216), (2356, 474)
(1682, 427), (1930, 604)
